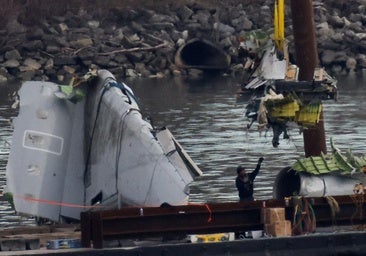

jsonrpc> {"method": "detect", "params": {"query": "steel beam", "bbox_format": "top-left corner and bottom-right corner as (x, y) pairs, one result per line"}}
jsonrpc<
(81, 195), (366, 249)
(82, 200), (284, 248)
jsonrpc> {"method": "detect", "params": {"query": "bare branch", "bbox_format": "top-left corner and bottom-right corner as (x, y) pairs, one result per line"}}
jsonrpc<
(97, 42), (171, 56)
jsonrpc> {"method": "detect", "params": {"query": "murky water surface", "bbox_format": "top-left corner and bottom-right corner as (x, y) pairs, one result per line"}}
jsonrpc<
(0, 74), (364, 227)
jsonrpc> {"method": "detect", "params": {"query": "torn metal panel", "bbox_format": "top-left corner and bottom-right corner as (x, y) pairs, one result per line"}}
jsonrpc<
(5, 70), (202, 222)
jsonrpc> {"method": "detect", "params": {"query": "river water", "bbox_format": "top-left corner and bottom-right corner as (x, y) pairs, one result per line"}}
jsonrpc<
(0, 73), (365, 227)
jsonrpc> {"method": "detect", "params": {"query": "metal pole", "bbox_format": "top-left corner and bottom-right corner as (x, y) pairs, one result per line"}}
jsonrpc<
(290, 0), (327, 157)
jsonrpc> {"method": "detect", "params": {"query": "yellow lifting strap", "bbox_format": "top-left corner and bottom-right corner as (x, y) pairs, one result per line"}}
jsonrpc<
(274, 0), (285, 51)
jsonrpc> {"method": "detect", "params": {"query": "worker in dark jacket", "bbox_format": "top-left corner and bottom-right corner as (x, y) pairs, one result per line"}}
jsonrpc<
(235, 157), (264, 201)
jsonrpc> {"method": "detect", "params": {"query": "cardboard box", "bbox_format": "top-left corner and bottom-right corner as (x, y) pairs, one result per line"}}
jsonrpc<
(264, 220), (292, 237)
(261, 208), (285, 224)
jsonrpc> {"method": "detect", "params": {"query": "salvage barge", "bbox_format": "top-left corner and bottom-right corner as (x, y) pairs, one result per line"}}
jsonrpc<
(1, 194), (366, 255)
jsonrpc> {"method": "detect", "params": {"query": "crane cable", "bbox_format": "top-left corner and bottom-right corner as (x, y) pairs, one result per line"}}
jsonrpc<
(274, 0), (285, 51)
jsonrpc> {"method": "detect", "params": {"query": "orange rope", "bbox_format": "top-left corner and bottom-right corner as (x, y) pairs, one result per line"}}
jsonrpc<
(14, 194), (103, 209)
(188, 202), (213, 223)
(205, 203), (213, 223)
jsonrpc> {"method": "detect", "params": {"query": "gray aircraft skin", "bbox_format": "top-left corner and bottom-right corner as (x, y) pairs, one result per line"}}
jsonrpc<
(6, 70), (202, 222)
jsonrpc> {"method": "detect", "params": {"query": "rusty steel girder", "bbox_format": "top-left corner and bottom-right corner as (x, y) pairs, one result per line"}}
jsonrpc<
(81, 195), (366, 249)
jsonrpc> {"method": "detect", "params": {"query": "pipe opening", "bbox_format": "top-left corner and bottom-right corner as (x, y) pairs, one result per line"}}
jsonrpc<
(273, 167), (300, 199)
(175, 39), (230, 70)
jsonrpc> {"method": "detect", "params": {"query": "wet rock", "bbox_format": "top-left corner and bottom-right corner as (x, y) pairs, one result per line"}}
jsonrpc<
(3, 59), (20, 68)
(130, 21), (145, 33)
(126, 52), (144, 63)
(19, 70), (36, 81)
(5, 50), (22, 60)
(22, 40), (44, 52)
(0, 67), (9, 82)
(44, 59), (54, 70)
(214, 22), (235, 35)
(135, 63), (152, 77)
(6, 19), (27, 35)
(150, 72), (165, 79)
(317, 22), (332, 36)
(182, 30), (189, 41)
(45, 45), (60, 54)
(330, 32), (344, 43)
(41, 22), (60, 35)
(53, 57), (77, 66)
(22, 58), (42, 70)
(356, 54), (366, 68)
(328, 15), (345, 28)
(69, 38), (93, 48)
(113, 54), (129, 64)
(0, 75), (7, 83)
(240, 17), (254, 31)
(93, 55), (112, 67)
(172, 69), (183, 77)
(87, 21), (100, 29)
(57, 23), (69, 33)
(121, 34), (141, 48)
(347, 21), (364, 33)
(331, 65), (344, 74)
(321, 50), (337, 65)
(177, 6), (194, 21)
(176, 38), (186, 47)
(26, 27), (44, 40)
(346, 57), (357, 71)
(149, 13), (177, 24)
(63, 65), (76, 74)
(0, 1), (365, 81)
(126, 68), (139, 77)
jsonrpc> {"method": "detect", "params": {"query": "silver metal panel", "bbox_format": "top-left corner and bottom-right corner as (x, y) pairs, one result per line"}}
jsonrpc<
(6, 82), (79, 221)
(299, 173), (364, 197)
(60, 99), (85, 220)
(84, 70), (197, 208)
(6, 69), (200, 222)
(260, 46), (287, 80)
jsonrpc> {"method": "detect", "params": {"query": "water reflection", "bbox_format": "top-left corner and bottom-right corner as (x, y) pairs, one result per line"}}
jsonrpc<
(0, 74), (364, 226)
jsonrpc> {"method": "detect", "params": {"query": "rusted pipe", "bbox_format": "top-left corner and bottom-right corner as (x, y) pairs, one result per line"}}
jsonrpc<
(303, 111), (327, 157)
(290, 0), (318, 80)
(290, 0), (326, 156)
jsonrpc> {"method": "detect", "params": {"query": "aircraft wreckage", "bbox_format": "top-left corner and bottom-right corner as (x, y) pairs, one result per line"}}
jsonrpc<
(5, 69), (202, 223)
(241, 36), (337, 147)
(239, 0), (365, 199)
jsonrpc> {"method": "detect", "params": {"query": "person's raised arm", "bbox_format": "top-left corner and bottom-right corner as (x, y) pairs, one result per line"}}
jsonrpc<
(251, 157), (264, 179)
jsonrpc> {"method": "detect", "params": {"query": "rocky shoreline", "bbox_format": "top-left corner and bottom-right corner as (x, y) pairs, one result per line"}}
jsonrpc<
(0, 0), (365, 84)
